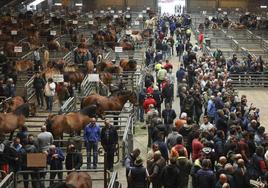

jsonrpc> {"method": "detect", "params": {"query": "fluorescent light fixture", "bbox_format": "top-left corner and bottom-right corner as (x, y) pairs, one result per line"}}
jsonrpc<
(28, 0), (45, 6)
(75, 3), (83, 6)
(260, 5), (267, 9)
(54, 3), (62, 6)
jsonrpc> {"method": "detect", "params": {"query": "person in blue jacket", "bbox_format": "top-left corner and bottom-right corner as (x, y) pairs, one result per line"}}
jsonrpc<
(84, 118), (101, 169)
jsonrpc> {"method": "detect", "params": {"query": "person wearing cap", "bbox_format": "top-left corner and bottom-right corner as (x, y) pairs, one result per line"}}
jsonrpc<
(156, 66), (167, 90)
(143, 94), (156, 113)
(65, 144), (83, 174)
(33, 72), (45, 108)
(152, 86), (162, 115)
(47, 145), (65, 186)
(128, 157), (149, 188)
(101, 119), (118, 171)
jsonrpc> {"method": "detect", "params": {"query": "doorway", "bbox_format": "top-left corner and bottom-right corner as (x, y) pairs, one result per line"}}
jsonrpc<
(158, 0), (186, 15)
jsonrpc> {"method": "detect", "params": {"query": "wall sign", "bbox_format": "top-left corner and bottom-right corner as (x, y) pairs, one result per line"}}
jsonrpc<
(87, 74), (100, 82)
(73, 20), (78, 24)
(14, 46), (22, 53)
(50, 30), (56, 36)
(115, 47), (123, 53)
(11, 30), (17, 35)
(53, 74), (64, 82)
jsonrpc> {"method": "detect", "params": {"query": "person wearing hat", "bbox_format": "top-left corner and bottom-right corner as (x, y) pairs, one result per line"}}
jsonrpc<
(33, 72), (45, 108)
(143, 94), (156, 113)
(128, 157), (149, 188)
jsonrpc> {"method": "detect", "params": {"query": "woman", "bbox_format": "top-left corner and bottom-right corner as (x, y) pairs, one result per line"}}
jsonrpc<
(44, 78), (56, 112)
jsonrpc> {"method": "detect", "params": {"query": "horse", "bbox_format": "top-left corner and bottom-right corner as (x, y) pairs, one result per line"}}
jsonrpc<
(42, 67), (61, 81)
(119, 59), (137, 71)
(3, 96), (25, 113)
(96, 61), (113, 73)
(15, 60), (34, 72)
(48, 40), (61, 51)
(119, 40), (135, 51)
(50, 172), (92, 188)
(46, 105), (97, 138)
(80, 90), (137, 119)
(64, 71), (85, 89)
(86, 60), (94, 73)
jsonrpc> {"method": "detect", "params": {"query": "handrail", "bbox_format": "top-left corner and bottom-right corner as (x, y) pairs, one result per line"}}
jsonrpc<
(0, 172), (14, 188)
(122, 113), (134, 163)
(108, 172), (121, 188)
(24, 75), (35, 101)
(59, 96), (76, 114)
(0, 97), (11, 112)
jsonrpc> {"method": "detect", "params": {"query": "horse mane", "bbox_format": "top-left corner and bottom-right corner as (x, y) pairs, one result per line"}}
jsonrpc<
(13, 103), (29, 117)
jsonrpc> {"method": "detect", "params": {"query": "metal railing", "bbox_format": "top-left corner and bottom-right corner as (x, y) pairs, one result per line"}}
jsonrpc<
(80, 75), (99, 97)
(229, 72), (268, 88)
(108, 172), (121, 188)
(24, 75), (35, 101)
(0, 172), (14, 188)
(59, 96), (77, 114)
(122, 113), (134, 163)
(0, 97), (11, 112)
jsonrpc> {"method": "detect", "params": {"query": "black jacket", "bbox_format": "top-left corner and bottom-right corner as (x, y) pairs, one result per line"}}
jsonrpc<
(152, 90), (162, 107)
(162, 109), (176, 124)
(101, 126), (118, 148)
(33, 77), (45, 90)
(65, 152), (83, 170)
(162, 164), (180, 188)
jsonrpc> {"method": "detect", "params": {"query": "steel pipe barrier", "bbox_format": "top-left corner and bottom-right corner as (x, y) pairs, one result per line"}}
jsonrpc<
(0, 172), (14, 188)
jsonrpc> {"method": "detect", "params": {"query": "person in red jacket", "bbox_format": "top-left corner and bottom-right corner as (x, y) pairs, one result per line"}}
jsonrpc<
(198, 32), (204, 49)
(192, 131), (204, 161)
(164, 60), (173, 71)
(146, 83), (154, 94)
(143, 94), (157, 113)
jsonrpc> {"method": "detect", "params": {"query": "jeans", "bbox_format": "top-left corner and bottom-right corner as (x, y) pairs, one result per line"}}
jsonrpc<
(138, 106), (144, 122)
(46, 96), (53, 112)
(86, 141), (98, 168)
(35, 89), (44, 106)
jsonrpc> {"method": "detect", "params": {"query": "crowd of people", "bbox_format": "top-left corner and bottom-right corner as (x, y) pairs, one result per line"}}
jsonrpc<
(0, 118), (118, 187)
(129, 14), (268, 188)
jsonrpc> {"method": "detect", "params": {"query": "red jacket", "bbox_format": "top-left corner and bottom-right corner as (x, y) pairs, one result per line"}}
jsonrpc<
(143, 97), (156, 113)
(164, 63), (173, 70)
(146, 86), (154, 94)
(192, 138), (204, 161)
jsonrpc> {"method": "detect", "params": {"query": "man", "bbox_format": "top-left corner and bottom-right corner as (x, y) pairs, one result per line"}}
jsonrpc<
(44, 78), (56, 112)
(84, 118), (101, 169)
(65, 144), (83, 173)
(125, 148), (141, 188)
(143, 94), (157, 113)
(170, 136), (188, 158)
(162, 157), (180, 188)
(162, 104), (176, 134)
(200, 116), (214, 132)
(33, 72), (45, 107)
(196, 159), (216, 188)
(177, 149), (192, 188)
(128, 157), (149, 188)
(101, 119), (118, 171)
(33, 48), (42, 72)
(166, 127), (182, 150)
(152, 86), (162, 115)
(216, 174), (228, 188)
(47, 145), (65, 186)
(207, 96), (217, 123)
(37, 126), (54, 152)
(149, 151), (166, 188)
(156, 67), (167, 90)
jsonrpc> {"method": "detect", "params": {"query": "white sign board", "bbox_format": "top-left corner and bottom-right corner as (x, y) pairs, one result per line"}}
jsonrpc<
(87, 74), (100, 82)
(88, 14), (93, 18)
(100, 10), (104, 13)
(127, 7), (130, 10)
(44, 20), (49, 24)
(14, 46), (22, 53)
(203, 11), (207, 15)
(142, 10), (147, 13)
(108, 7), (111, 10)
(208, 16), (213, 20)
(138, 14), (143, 18)
(11, 30), (17, 35)
(50, 30), (56, 36)
(257, 17), (261, 20)
(218, 8), (222, 11)
(53, 74), (64, 82)
(73, 20), (78, 24)
(114, 15), (119, 18)
(88, 21), (94, 25)
(118, 10), (122, 14)
(223, 11), (227, 15)
(235, 8), (239, 11)
(111, 10), (115, 13)
(134, 21), (140, 25)
(115, 47), (123, 53)
(126, 30), (132, 35)
(126, 14), (131, 18)
(147, 7), (150, 10)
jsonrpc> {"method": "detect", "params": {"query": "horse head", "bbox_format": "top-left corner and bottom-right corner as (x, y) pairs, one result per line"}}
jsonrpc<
(28, 102), (36, 116)
(120, 90), (138, 106)
(45, 114), (56, 133)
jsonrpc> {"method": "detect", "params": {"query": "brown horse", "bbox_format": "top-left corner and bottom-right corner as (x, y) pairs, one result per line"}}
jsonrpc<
(119, 39), (135, 51)
(0, 113), (25, 134)
(86, 60), (94, 73)
(119, 59), (137, 71)
(15, 60), (34, 72)
(96, 61), (113, 72)
(64, 71), (85, 87)
(42, 67), (61, 80)
(51, 172), (92, 188)
(46, 105), (97, 137)
(3, 96), (24, 113)
(81, 90), (137, 119)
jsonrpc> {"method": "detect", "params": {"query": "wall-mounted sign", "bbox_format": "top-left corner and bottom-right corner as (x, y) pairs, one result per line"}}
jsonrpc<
(100, 10), (104, 13)
(134, 21), (140, 25)
(87, 74), (100, 82)
(235, 8), (239, 11)
(53, 74), (64, 82)
(223, 11), (227, 15)
(114, 15), (119, 18)
(138, 14), (143, 18)
(88, 21), (94, 25)
(11, 30), (17, 35)
(218, 8), (222, 11)
(147, 7), (150, 10)
(115, 47), (123, 53)
(111, 10), (115, 14)
(127, 7), (130, 10)
(73, 20), (78, 24)
(126, 30), (132, 35)
(118, 10), (122, 14)
(50, 30), (56, 36)
(126, 14), (131, 18)
(14, 46), (22, 53)
(142, 10), (147, 13)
